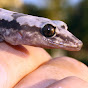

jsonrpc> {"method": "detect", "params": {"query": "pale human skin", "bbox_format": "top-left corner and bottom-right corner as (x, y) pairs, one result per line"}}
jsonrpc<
(0, 42), (88, 88)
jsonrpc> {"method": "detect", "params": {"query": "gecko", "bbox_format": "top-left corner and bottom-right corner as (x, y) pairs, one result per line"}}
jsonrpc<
(0, 8), (83, 51)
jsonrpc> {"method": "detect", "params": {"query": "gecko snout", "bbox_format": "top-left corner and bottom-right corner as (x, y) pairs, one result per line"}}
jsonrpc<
(66, 39), (83, 51)
(76, 40), (83, 50)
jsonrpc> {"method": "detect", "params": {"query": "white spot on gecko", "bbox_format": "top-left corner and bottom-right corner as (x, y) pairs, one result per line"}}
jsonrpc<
(16, 15), (56, 28)
(0, 8), (14, 21)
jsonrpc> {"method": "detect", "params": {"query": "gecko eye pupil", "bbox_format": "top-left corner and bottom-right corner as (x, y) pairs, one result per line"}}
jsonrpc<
(41, 24), (56, 37)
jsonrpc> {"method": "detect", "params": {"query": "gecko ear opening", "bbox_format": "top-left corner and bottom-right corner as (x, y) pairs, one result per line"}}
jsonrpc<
(41, 24), (56, 37)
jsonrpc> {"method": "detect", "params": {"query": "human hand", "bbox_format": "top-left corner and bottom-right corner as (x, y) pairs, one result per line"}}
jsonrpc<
(0, 42), (51, 88)
(0, 42), (88, 88)
(14, 57), (88, 88)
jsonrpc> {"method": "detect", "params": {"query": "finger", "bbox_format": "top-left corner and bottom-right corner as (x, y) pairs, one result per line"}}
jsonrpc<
(0, 42), (51, 88)
(14, 57), (88, 88)
(47, 76), (88, 88)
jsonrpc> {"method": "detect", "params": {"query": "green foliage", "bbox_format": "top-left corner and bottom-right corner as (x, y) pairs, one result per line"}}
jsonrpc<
(66, 0), (88, 65)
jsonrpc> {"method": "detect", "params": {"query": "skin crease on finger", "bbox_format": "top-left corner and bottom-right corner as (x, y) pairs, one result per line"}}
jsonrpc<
(47, 76), (88, 88)
(0, 42), (51, 88)
(14, 57), (88, 88)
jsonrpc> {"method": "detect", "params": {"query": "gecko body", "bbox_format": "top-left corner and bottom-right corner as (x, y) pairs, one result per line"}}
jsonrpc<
(0, 8), (83, 51)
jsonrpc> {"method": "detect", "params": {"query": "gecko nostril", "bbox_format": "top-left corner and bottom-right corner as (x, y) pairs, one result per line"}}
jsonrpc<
(61, 25), (65, 29)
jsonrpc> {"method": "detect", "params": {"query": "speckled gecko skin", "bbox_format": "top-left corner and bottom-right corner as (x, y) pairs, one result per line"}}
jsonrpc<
(0, 8), (83, 51)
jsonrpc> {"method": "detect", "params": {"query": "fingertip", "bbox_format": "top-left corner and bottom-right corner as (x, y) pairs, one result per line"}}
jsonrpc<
(47, 76), (88, 88)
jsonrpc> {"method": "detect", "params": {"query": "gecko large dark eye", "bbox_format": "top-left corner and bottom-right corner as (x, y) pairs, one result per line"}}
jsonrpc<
(41, 24), (56, 37)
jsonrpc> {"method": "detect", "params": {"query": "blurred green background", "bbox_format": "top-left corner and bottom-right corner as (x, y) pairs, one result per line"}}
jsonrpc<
(0, 0), (88, 65)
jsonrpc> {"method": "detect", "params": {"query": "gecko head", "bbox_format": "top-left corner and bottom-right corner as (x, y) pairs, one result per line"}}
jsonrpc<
(39, 20), (83, 51)
(14, 16), (83, 51)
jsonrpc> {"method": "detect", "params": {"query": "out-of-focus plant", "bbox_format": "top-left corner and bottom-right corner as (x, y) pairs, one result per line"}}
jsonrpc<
(66, 0), (88, 65)
(0, 0), (23, 11)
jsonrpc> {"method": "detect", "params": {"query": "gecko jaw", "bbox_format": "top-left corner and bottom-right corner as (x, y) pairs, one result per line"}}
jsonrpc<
(46, 39), (83, 51)
(59, 41), (83, 51)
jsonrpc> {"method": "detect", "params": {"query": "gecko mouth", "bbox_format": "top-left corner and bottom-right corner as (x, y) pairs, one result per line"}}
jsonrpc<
(58, 42), (83, 51)
(47, 39), (83, 51)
